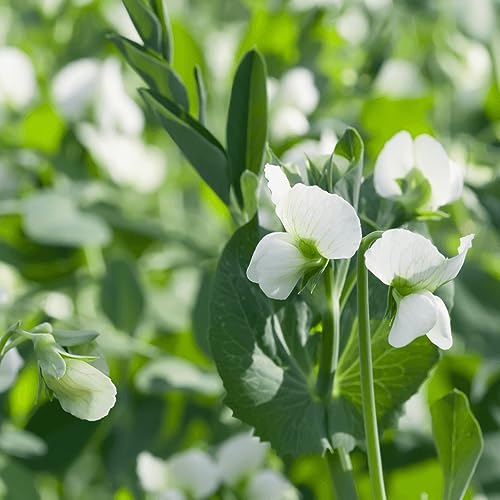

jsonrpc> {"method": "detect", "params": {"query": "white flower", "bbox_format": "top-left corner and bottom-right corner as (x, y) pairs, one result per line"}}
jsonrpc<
(137, 451), (169, 493)
(77, 124), (166, 192)
(374, 59), (425, 98)
(365, 229), (474, 349)
(374, 131), (464, 211)
(247, 470), (299, 500)
(0, 348), (23, 393)
(247, 164), (362, 300)
(216, 433), (269, 487)
(0, 47), (37, 110)
(41, 357), (117, 421)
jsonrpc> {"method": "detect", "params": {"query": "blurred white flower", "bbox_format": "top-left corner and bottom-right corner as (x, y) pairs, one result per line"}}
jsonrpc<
(247, 470), (299, 500)
(216, 432), (269, 486)
(337, 7), (369, 45)
(268, 68), (319, 141)
(248, 164), (361, 300)
(374, 131), (464, 211)
(374, 59), (426, 98)
(77, 124), (166, 192)
(137, 451), (169, 493)
(453, 0), (495, 42)
(43, 292), (74, 320)
(205, 29), (239, 89)
(102, 1), (142, 45)
(398, 391), (431, 434)
(52, 57), (144, 135)
(290, 0), (341, 10)
(0, 47), (37, 110)
(365, 229), (474, 349)
(0, 263), (22, 306)
(0, 348), (23, 393)
(363, 0), (392, 10)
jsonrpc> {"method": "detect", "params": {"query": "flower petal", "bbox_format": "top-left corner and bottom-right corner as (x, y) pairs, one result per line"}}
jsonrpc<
(0, 348), (23, 393)
(373, 131), (414, 198)
(276, 184), (361, 259)
(264, 164), (291, 207)
(389, 291), (438, 348)
(413, 134), (452, 209)
(425, 294), (453, 350)
(447, 160), (464, 204)
(365, 229), (444, 287)
(42, 358), (116, 421)
(247, 232), (306, 300)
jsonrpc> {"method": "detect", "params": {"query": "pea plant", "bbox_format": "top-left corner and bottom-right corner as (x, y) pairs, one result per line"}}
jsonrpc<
(105, 1), (487, 498)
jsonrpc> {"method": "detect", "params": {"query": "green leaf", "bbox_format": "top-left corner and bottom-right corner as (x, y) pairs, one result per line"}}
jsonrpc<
(431, 389), (483, 500)
(110, 35), (188, 110)
(22, 103), (65, 153)
(22, 192), (111, 248)
(135, 356), (223, 396)
(101, 255), (145, 334)
(141, 89), (230, 204)
(226, 49), (268, 205)
(330, 127), (364, 209)
(0, 458), (40, 500)
(149, 0), (173, 61)
(122, 0), (163, 54)
(194, 65), (207, 125)
(336, 320), (439, 427)
(209, 220), (361, 456)
(52, 329), (100, 347)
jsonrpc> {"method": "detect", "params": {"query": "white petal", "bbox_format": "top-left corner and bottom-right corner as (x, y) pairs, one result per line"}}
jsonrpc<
(426, 294), (453, 350)
(270, 106), (309, 141)
(373, 131), (414, 198)
(413, 134), (452, 209)
(247, 469), (299, 500)
(365, 229), (444, 288)
(389, 291), (438, 348)
(264, 164), (291, 207)
(168, 449), (220, 499)
(217, 433), (269, 486)
(447, 160), (464, 204)
(423, 234), (474, 290)
(0, 348), (23, 393)
(279, 67), (319, 114)
(277, 184), (361, 259)
(42, 358), (116, 421)
(247, 232), (306, 300)
(137, 452), (169, 493)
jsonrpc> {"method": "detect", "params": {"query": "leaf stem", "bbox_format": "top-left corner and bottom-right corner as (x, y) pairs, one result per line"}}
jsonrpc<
(357, 231), (386, 500)
(317, 263), (339, 400)
(326, 450), (359, 500)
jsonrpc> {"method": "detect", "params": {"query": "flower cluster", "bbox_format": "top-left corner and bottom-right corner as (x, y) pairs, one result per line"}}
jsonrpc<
(248, 131), (470, 351)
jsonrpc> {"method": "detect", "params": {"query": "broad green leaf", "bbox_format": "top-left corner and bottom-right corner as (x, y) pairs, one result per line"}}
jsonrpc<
(22, 192), (111, 248)
(110, 35), (188, 110)
(141, 89), (230, 204)
(135, 357), (223, 396)
(149, 0), (173, 61)
(101, 255), (145, 335)
(122, 0), (162, 54)
(209, 220), (361, 456)
(330, 127), (364, 209)
(431, 389), (483, 500)
(226, 49), (268, 204)
(52, 329), (100, 347)
(336, 320), (439, 428)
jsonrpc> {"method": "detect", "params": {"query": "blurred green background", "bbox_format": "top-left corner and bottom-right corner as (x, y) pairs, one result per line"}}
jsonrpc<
(0, 0), (499, 498)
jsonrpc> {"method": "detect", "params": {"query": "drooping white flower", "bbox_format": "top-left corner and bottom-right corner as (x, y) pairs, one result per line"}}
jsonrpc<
(247, 164), (362, 300)
(41, 357), (117, 421)
(365, 229), (474, 349)
(216, 432), (269, 487)
(0, 47), (37, 110)
(77, 124), (166, 192)
(246, 469), (299, 500)
(0, 348), (23, 393)
(373, 131), (464, 211)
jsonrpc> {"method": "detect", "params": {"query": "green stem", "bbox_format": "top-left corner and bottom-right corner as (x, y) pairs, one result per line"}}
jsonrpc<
(326, 450), (359, 500)
(357, 231), (386, 500)
(317, 263), (339, 400)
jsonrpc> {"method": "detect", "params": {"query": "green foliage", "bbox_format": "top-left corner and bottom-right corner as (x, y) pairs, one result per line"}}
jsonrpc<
(431, 390), (484, 500)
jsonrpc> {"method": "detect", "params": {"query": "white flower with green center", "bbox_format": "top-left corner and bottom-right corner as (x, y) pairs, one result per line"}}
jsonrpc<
(365, 229), (474, 349)
(373, 131), (464, 211)
(247, 164), (362, 300)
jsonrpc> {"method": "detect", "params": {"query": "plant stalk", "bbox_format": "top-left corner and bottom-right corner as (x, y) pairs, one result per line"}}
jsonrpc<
(357, 231), (386, 500)
(326, 450), (359, 500)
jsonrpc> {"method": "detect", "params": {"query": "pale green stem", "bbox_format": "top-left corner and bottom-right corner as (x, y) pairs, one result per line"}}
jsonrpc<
(357, 231), (386, 500)
(326, 450), (359, 500)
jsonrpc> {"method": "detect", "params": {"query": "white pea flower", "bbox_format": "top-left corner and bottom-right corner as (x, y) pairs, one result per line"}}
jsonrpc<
(216, 432), (269, 487)
(247, 469), (299, 500)
(373, 131), (464, 212)
(0, 348), (23, 393)
(247, 164), (362, 300)
(0, 47), (37, 110)
(365, 229), (474, 349)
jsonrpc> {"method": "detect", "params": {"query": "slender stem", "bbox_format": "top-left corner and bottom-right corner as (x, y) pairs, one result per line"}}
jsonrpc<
(357, 231), (386, 500)
(0, 322), (21, 357)
(326, 451), (359, 500)
(317, 262), (339, 400)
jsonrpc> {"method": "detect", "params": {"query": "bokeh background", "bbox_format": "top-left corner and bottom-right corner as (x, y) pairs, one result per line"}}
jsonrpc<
(0, 0), (499, 498)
